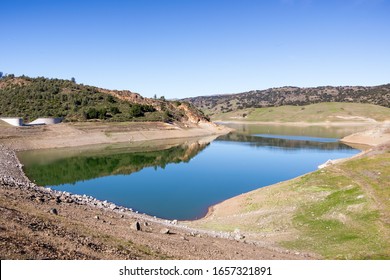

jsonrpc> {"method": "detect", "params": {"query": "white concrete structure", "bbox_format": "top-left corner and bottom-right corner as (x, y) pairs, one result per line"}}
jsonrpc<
(0, 117), (23, 126)
(0, 117), (63, 126)
(28, 117), (63, 125)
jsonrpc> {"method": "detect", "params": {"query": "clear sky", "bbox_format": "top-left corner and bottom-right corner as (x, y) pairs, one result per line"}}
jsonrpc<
(1, 0), (389, 98)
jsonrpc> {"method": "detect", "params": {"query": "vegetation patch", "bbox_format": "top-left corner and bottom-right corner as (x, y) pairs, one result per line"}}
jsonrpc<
(183, 83), (390, 116)
(0, 75), (206, 124)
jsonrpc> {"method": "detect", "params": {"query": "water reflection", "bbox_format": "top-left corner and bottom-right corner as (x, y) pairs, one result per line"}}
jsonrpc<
(216, 133), (355, 151)
(19, 138), (211, 186)
(18, 126), (361, 220)
(220, 122), (371, 139)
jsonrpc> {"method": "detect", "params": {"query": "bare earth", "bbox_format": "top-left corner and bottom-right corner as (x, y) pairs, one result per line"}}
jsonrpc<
(0, 120), (232, 150)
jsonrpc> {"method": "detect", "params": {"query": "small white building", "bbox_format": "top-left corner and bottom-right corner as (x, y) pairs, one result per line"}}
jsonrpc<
(28, 117), (63, 126)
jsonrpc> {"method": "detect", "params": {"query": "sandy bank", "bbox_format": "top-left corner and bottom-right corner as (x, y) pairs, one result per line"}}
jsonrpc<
(217, 120), (390, 147)
(341, 122), (390, 146)
(0, 121), (232, 151)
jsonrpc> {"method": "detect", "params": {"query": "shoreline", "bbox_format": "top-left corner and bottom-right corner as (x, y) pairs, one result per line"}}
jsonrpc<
(3, 120), (388, 221)
(0, 121), (232, 151)
(191, 121), (390, 223)
(0, 143), (308, 259)
(1, 120), (389, 259)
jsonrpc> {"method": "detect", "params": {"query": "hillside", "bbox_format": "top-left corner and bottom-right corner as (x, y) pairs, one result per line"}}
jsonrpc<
(212, 102), (390, 123)
(0, 75), (208, 124)
(183, 84), (390, 117)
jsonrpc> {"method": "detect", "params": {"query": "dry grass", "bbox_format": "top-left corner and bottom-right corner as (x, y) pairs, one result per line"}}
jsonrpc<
(213, 102), (390, 122)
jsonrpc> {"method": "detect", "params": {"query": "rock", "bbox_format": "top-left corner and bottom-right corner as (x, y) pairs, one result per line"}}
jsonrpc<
(109, 204), (117, 210)
(131, 221), (141, 231)
(160, 228), (170, 234)
(234, 233), (245, 240)
(94, 215), (100, 220)
(49, 208), (58, 215)
(171, 219), (178, 225)
(232, 228), (245, 240)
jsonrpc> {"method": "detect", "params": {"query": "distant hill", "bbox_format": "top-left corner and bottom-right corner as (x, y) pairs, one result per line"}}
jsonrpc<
(0, 75), (208, 123)
(183, 84), (390, 116)
(212, 102), (390, 123)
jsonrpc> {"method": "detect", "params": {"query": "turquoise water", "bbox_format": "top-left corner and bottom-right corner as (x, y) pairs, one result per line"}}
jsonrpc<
(19, 126), (360, 220)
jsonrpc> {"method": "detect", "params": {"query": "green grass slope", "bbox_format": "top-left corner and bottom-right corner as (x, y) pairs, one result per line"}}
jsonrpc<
(213, 102), (390, 122)
(190, 149), (390, 259)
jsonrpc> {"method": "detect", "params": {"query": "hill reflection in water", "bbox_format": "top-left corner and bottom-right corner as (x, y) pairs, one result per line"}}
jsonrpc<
(18, 129), (360, 220)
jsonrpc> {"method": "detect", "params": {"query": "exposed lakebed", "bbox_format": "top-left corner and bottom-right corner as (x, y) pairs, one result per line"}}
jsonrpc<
(18, 124), (365, 220)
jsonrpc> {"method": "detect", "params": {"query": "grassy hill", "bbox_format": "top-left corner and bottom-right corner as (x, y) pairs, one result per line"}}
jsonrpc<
(183, 84), (390, 117)
(0, 75), (208, 123)
(190, 146), (390, 259)
(212, 102), (390, 122)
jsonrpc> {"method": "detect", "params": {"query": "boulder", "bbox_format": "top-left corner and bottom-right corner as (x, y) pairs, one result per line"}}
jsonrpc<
(160, 228), (170, 234)
(131, 221), (141, 231)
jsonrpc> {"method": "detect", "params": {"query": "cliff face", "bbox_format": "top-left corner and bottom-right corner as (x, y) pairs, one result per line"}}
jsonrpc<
(0, 75), (209, 124)
(108, 90), (209, 124)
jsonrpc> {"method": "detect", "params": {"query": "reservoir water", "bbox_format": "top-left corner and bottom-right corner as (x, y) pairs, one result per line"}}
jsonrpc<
(18, 124), (365, 220)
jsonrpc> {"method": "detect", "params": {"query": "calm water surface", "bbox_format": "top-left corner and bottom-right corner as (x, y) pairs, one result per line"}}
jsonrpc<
(18, 124), (363, 220)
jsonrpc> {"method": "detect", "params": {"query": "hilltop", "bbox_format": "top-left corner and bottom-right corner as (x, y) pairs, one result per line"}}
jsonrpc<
(183, 84), (390, 117)
(0, 75), (208, 124)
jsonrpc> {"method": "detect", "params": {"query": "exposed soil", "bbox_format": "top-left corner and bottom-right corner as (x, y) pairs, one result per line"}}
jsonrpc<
(0, 121), (232, 151)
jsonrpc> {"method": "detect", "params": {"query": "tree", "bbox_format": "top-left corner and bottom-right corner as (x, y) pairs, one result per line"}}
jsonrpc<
(106, 95), (115, 103)
(129, 104), (144, 117)
(0, 72), (3, 79)
(71, 77), (76, 83)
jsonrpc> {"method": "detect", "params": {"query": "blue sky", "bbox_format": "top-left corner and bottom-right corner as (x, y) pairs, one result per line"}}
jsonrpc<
(1, 0), (389, 98)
